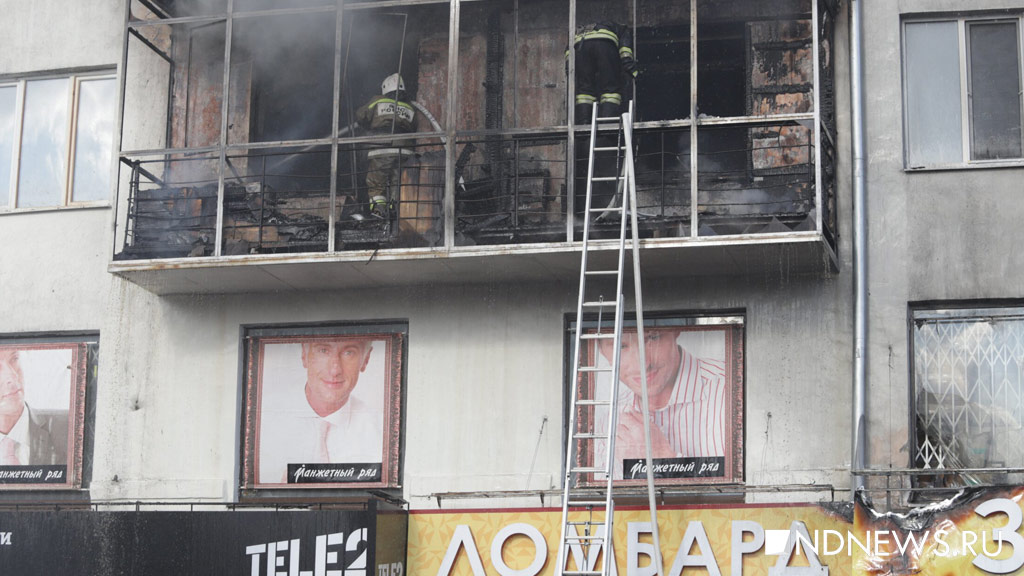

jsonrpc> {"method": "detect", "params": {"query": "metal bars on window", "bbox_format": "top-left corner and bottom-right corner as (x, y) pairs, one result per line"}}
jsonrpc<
(912, 308), (1024, 476)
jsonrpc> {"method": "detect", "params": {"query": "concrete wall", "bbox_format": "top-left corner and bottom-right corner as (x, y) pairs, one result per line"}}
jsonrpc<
(861, 0), (1024, 485)
(0, 0), (861, 509)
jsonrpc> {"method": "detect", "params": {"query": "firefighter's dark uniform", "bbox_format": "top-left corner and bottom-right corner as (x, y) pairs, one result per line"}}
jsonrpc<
(357, 92), (416, 216)
(573, 22), (637, 123)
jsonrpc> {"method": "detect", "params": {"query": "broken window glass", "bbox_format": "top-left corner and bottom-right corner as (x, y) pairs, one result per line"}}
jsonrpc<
(229, 11), (336, 144)
(339, 4), (449, 137)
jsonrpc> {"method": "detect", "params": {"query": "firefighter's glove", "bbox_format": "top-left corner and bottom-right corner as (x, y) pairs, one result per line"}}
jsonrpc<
(623, 57), (638, 78)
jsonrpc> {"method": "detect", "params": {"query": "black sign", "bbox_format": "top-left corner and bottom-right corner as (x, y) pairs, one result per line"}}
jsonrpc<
(0, 504), (407, 576)
(623, 457), (726, 479)
(0, 466), (66, 484)
(288, 463), (382, 484)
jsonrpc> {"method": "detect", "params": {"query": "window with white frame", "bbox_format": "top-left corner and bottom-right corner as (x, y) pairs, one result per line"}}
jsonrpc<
(913, 307), (1024, 485)
(0, 73), (116, 210)
(903, 17), (1024, 168)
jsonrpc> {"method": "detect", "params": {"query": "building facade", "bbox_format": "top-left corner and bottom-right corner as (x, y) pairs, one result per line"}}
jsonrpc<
(1, 0), (1022, 574)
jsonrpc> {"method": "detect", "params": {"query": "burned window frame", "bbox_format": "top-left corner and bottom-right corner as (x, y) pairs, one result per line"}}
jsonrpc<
(910, 305), (1024, 492)
(0, 70), (116, 212)
(902, 14), (1024, 170)
(114, 0), (838, 258)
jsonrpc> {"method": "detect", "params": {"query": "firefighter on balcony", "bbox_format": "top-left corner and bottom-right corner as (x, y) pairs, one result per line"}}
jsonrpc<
(358, 73), (416, 219)
(572, 21), (637, 124)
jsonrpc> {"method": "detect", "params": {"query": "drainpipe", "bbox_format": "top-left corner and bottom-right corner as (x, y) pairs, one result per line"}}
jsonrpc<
(850, 0), (867, 495)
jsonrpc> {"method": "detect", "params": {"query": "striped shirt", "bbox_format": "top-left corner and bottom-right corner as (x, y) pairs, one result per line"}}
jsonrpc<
(590, 347), (728, 479)
(620, 348), (727, 458)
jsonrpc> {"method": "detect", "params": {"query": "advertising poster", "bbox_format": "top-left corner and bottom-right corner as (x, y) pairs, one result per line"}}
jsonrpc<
(576, 322), (744, 485)
(243, 329), (403, 489)
(0, 343), (87, 489)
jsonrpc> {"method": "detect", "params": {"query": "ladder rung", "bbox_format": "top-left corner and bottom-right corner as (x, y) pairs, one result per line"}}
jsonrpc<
(577, 367), (612, 373)
(593, 146), (624, 152)
(584, 270), (617, 276)
(582, 301), (616, 307)
(575, 399), (610, 406)
(572, 432), (608, 439)
(571, 467), (608, 474)
(567, 500), (608, 507)
(566, 520), (607, 526)
(596, 116), (620, 122)
(589, 206), (623, 213)
(580, 333), (615, 340)
(565, 536), (606, 542)
(591, 176), (620, 182)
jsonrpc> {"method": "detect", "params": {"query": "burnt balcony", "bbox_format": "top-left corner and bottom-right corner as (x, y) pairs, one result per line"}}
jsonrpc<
(111, 0), (839, 294)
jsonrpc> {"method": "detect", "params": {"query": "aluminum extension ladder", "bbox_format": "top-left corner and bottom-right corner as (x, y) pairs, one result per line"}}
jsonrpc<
(555, 102), (663, 576)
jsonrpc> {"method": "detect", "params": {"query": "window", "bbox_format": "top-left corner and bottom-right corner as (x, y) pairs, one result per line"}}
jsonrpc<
(567, 314), (744, 487)
(0, 73), (116, 210)
(912, 306), (1024, 488)
(903, 17), (1024, 168)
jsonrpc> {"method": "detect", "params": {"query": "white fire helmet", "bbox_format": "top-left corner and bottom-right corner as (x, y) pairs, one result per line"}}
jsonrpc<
(381, 73), (405, 94)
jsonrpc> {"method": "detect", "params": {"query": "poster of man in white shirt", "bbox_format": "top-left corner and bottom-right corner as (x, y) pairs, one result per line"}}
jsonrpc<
(584, 322), (743, 484)
(0, 344), (84, 488)
(252, 333), (401, 488)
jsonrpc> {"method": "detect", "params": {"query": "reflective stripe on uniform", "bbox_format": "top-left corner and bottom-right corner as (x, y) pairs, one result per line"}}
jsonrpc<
(574, 29), (619, 46)
(599, 93), (621, 104)
(575, 94), (597, 104)
(619, 46), (633, 57)
(367, 147), (416, 158)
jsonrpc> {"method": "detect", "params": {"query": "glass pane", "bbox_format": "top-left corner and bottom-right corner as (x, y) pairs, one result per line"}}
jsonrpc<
(339, 5), (449, 136)
(969, 22), (1023, 160)
(458, 0), (569, 131)
(905, 21), (963, 166)
(17, 78), (69, 208)
(72, 78), (117, 203)
(0, 86), (16, 207)
(229, 13), (336, 144)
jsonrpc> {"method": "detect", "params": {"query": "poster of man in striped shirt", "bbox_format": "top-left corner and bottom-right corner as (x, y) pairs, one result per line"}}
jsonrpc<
(589, 324), (740, 482)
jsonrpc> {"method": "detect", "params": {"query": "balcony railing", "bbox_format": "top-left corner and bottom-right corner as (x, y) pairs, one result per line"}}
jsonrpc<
(111, 0), (840, 290)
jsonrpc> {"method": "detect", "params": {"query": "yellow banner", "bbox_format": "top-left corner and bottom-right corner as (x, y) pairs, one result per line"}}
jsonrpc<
(409, 489), (1024, 576)
(408, 503), (853, 576)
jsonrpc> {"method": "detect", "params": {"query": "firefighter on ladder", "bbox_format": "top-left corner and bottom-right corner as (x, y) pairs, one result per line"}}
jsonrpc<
(572, 21), (637, 124)
(358, 73), (416, 219)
